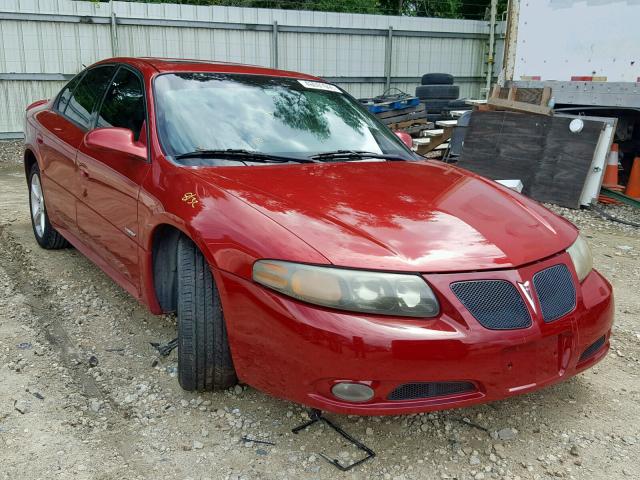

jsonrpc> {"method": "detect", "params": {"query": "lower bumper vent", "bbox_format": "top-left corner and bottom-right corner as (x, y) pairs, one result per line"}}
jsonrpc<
(579, 335), (606, 363)
(388, 381), (475, 401)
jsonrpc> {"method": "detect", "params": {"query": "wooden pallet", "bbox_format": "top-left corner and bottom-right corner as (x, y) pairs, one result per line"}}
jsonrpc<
(376, 104), (424, 119)
(381, 108), (428, 126)
(387, 118), (428, 131)
(486, 85), (552, 115)
(423, 128), (445, 137)
(403, 122), (435, 136)
(414, 126), (454, 155)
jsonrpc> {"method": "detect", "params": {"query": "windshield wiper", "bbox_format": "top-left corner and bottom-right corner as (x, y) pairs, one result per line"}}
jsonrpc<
(310, 150), (407, 162)
(174, 149), (316, 164)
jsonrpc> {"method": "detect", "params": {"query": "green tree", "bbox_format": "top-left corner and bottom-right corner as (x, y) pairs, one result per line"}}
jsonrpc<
(377, 0), (508, 19)
(116, 0), (509, 19)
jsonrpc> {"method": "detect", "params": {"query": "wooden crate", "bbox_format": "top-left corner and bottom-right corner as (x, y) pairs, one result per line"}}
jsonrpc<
(486, 85), (553, 116)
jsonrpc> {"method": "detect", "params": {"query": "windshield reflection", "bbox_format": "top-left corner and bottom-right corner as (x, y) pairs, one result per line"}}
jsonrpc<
(154, 73), (410, 160)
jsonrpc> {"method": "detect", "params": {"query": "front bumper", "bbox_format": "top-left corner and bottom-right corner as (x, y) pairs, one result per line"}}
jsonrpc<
(215, 253), (613, 415)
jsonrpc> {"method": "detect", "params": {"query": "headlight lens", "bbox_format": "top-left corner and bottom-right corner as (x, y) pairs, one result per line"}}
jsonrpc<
(253, 260), (440, 318)
(566, 234), (593, 282)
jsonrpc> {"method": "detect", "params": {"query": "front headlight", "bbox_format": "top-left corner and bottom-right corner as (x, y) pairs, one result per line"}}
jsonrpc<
(566, 234), (593, 282)
(253, 260), (440, 318)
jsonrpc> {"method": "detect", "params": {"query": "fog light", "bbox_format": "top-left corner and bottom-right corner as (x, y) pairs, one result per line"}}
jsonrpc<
(331, 382), (374, 403)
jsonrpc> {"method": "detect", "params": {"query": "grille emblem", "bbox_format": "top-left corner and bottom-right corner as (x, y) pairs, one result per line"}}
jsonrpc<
(517, 280), (537, 312)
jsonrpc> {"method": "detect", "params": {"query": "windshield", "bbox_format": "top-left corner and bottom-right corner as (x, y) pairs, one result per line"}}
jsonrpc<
(154, 73), (413, 162)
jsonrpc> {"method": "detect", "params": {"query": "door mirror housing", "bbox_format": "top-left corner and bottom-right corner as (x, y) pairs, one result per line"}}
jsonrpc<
(84, 127), (147, 160)
(394, 131), (414, 149)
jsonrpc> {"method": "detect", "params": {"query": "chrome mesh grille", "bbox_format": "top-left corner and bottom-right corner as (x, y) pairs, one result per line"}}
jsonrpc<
(533, 264), (576, 322)
(388, 382), (475, 401)
(450, 280), (532, 330)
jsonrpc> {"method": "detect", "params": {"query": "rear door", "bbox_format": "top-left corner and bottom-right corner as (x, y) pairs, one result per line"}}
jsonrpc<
(36, 66), (116, 234)
(75, 65), (150, 294)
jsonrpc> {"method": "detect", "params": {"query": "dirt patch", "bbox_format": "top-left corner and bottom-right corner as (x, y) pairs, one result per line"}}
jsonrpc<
(0, 157), (639, 480)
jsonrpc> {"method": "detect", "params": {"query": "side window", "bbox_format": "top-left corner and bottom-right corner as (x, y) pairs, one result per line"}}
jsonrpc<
(97, 68), (145, 141)
(56, 73), (84, 114)
(64, 66), (115, 130)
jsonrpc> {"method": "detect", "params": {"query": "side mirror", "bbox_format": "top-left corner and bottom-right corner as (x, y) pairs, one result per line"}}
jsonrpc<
(394, 131), (414, 149)
(84, 127), (147, 160)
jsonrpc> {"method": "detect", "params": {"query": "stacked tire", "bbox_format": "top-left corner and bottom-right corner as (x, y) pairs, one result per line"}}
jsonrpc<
(415, 73), (460, 121)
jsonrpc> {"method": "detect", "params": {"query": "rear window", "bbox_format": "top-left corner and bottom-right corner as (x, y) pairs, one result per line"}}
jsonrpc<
(64, 66), (115, 130)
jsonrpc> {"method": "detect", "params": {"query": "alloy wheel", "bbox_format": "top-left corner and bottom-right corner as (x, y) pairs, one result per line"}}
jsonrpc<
(30, 173), (45, 238)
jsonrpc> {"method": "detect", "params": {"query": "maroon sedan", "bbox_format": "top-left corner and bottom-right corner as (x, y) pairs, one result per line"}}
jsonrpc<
(23, 57), (613, 415)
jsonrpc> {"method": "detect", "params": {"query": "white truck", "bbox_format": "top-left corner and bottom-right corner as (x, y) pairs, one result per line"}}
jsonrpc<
(500, 0), (640, 183)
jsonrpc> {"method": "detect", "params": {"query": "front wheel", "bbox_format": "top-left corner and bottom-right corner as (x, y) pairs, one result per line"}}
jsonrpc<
(176, 235), (237, 391)
(28, 163), (69, 249)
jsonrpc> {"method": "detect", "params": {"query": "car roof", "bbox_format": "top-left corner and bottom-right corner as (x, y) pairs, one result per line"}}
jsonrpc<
(95, 56), (323, 81)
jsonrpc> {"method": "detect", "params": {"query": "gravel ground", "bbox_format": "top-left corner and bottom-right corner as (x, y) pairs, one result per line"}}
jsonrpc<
(0, 140), (23, 166)
(0, 141), (639, 480)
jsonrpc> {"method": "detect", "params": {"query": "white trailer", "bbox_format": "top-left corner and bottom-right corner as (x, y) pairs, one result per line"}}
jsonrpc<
(502, 0), (640, 107)
(500, 0), (640, 190)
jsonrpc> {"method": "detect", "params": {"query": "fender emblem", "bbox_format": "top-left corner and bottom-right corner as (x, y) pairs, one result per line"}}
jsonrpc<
(181, 192), (199, 208)
(517, 280), (537, 312)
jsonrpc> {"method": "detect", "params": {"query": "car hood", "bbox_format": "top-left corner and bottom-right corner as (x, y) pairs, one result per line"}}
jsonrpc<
(190, 160), (577, 272)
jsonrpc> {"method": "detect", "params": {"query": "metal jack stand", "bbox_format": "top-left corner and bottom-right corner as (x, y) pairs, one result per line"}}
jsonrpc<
(149, 337), (178, 366)
(292, 409), (375, 471)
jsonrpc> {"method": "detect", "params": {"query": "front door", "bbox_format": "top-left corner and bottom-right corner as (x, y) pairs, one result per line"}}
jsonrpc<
(36, 66), (115, 234)
(76, 66), (149, 293)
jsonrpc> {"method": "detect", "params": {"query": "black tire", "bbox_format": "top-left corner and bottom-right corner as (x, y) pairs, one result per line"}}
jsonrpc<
(415, 85), (460, 100)
(28, 163), (69, 249)
(176, 235), (237, 391)
(444, 99), (470, 110)
(420, 99), (453, 113)
(421, 73), (454, 85)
